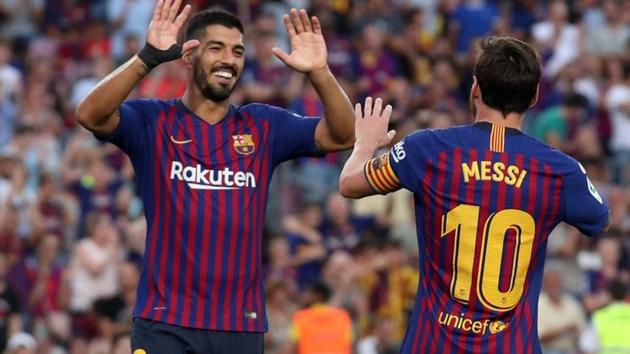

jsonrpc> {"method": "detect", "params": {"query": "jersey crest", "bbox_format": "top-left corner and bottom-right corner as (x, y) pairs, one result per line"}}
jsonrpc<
(232, 134), (256, 155)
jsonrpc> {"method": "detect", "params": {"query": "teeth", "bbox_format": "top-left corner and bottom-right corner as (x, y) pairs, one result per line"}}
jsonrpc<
(214, 71), (233, 79)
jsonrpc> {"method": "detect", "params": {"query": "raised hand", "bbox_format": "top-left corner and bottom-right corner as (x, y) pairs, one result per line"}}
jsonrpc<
(272, 8), (327, 74)
(354, 97), (396, 149)
(146, 0), (198, 53)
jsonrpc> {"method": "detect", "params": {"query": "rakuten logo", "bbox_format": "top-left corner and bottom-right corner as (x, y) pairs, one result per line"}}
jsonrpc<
(169, 161), (256, 190)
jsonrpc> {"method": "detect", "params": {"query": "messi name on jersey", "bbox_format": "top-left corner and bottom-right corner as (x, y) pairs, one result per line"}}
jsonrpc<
(169, 161), (256, 190)
(461, 160), (527, 188)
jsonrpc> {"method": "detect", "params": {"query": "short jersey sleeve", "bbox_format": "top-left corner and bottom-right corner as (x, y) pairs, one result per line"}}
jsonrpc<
(562, 160), (610, 237)
(364, 131), (428, 194)
(95, 99), (150, 158)
(255, 104), (323, 165)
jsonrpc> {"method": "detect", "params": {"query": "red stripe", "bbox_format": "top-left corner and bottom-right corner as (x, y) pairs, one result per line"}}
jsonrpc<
(181, 113), (198, 326)
(414, 160), (434, 353)
(195, 123), (212, 328)
(168, 110), (186, 324)
(254, 119), (271, 331)
(210, 122), (228, 329)
(443, 148), (462, 353)
(464, 149), (478, 352)
(491, 152), (509, 354)
(471, 150), (493, 354)
(223, 116), (239, 328)
(432, 152), (449, 349)
(141, 110), (166, 318)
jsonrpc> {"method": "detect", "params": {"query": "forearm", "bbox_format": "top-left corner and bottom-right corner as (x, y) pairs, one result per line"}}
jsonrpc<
(75, 56), (149, 134)
(308, 67), (354, 144)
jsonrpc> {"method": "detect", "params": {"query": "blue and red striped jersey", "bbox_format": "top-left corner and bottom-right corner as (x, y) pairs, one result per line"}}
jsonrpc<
(364, 122), (609, 354)
(99, 98), (322, 332)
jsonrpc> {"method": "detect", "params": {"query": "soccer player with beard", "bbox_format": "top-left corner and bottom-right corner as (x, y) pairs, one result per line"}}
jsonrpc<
(339, 37), (610, 353)
(75, 1), (354, 353)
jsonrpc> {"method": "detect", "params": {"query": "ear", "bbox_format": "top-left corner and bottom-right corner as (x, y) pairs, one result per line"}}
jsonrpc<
(529, 84), (540, 108)
(470, 76), (480, 99)
(182, 49), (193, 68)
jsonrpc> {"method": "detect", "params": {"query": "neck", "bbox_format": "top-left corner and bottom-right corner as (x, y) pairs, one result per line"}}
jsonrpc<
(181, 85), (231, 125)
(473, 102), (523, 130)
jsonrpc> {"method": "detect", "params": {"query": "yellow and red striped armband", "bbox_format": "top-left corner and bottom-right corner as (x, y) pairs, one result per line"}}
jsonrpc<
(364, 153), (401, 194)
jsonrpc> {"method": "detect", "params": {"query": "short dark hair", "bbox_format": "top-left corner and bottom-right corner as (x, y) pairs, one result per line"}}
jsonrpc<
(474, 37), (542, 116)
(608, 279), (627, 301)
(308, 282), (331, 302)
(185, 9), (244, 41)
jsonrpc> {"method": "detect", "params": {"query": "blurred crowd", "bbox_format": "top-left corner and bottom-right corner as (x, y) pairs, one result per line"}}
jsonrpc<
(0, 0), (628, 353)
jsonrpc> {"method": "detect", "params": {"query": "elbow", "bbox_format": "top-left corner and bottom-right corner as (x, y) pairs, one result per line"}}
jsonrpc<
(338, 175), (361, 199)
(74, 100), (93, 129)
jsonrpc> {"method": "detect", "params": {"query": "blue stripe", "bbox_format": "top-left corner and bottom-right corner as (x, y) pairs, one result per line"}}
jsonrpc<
(176, 115), (193, 325)
(231, 116), (246, 330)
(161, 113), (178, 323)
(241, 115), (259, 330)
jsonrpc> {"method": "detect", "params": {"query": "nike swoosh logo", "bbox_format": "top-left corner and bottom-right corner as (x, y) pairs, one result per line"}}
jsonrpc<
(170, 136), (193, 145)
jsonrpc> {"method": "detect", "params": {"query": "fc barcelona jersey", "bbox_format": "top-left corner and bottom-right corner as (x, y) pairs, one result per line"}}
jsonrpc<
(99, 98), (322, 332)
(365, 122), (609, 353)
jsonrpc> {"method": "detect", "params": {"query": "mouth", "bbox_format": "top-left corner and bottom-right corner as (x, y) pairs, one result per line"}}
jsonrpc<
(212, 68), (237, 84)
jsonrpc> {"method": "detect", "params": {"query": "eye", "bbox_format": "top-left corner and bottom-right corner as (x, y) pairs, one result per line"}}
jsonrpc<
(208, 46), (221, 52)
(234, 50), (244, 57)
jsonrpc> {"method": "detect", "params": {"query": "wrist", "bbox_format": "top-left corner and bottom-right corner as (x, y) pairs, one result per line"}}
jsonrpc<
(137, 42), (182, 71)
(306, 65), (332, 82)
(353, 139), (378, 155)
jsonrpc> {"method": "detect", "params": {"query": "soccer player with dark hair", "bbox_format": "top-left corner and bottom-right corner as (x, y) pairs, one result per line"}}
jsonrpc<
(340, 37), (610, 353)
(75, 1), (354, 352)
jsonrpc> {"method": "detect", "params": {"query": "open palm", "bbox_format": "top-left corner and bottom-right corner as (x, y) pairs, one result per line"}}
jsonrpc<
(146, 0), (198, 53)
(272, 9), (328, 74)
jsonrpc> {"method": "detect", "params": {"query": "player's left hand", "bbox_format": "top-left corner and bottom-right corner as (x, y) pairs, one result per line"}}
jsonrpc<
(272, 8), (328, 74)
(355, 97), (396, 149)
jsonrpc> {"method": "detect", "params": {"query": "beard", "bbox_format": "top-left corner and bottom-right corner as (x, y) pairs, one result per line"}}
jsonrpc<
(193, 61), (237, 102)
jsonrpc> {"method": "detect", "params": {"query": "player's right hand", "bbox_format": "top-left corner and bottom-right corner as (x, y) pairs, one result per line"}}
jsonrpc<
(354, 97), (396, 149)
(138, 0), (200, 70)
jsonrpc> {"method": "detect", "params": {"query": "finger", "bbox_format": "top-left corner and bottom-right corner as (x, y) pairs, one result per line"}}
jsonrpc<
(373, 98), (383, 118)
(382, 104), (393, 121)
(385, 130), (397, 145)
(364, 97), (373, 118)
(153, 0), (164, 21)
(167, 0), (182, 22)
(283, 14), (296, 38)
(311, 16), (322, 35)
(271, 47), (290, 65)
(299, 9), (313, 33)
(290, 8), (305, 34)
(160, 0), (173, 22)
(174, 4), (192, 29)
(182, 39), (200, 53)
(354, 103), (362, 120)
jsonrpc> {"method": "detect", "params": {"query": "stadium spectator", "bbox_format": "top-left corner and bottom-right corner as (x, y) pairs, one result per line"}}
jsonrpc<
(533, 93), (589, 153)
(580, 279), (630, 354)
(537, 262), (586, 354)
(289, 282), (353, 354)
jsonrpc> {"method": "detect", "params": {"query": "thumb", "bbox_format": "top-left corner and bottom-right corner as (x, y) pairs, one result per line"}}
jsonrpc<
(182, 39), (200, 53)
(385, 130), (397, 145)
(271, 47), (290, 65)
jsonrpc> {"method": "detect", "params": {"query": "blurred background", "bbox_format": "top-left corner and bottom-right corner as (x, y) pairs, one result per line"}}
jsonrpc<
(0, 0), (628, 353)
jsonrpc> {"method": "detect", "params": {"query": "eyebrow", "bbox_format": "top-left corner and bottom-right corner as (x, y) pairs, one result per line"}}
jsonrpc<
(205, 40), (245, 51)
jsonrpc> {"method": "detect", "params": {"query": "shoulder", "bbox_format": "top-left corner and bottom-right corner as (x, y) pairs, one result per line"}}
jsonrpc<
(237, 103), (284, 119)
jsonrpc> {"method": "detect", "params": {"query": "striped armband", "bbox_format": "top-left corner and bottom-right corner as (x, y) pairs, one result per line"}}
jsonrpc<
(364, 153), (401, 194)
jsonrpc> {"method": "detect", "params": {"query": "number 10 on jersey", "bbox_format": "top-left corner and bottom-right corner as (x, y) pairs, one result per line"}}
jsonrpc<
(441, 204), (536, 312)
